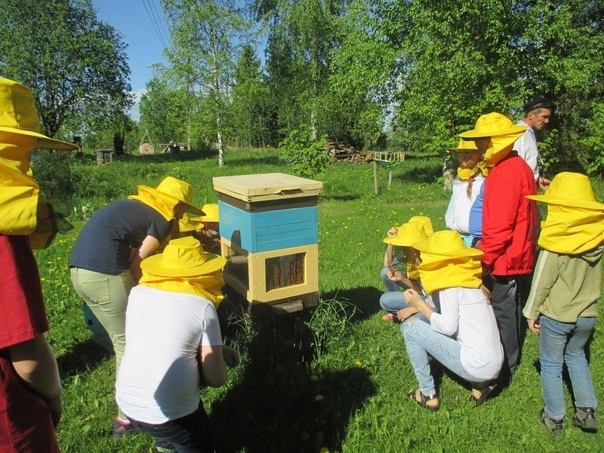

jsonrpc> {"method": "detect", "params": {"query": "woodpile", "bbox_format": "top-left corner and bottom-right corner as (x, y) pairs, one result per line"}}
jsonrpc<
(322, 140), (372, 164)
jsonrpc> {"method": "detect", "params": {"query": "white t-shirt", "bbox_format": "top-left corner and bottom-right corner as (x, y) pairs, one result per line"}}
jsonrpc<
(116, 285), (222, 424)
(429, 287), (503, 380)
(513, 121), (540, 181)
(445, 174), (484, 236)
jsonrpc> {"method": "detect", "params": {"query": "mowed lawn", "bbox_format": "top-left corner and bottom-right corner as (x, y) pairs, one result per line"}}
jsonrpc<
(35, 149), (604, 452)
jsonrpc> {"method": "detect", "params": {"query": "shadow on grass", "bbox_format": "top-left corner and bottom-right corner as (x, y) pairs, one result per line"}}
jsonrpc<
(320, 193), (361, 202)
(394, 163), (443, 184)
(210, 311), (376, 452)
(56, 338), (113, 380)
(224, 155), (282, 167)
(321, 286), (383, 322)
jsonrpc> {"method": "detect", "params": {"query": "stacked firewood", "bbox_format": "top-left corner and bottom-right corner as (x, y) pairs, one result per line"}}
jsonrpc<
(322, 140), (372, 164)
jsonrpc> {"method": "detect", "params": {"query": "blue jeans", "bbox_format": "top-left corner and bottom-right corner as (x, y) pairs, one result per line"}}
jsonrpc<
(401, 317), (482, 396)
(129, 402), (214, 453)
(539, 315), (598, 420)
(380, 266), (406, 293)
(380, 290), (408, 314)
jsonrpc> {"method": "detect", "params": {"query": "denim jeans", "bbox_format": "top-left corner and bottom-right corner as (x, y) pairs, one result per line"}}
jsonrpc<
(379, 290), (408, 314)
(539, 315), (598, 420)
(380, 266), (406, 293)
(129, 402), (214, 453)
(401, 317), (482, 396)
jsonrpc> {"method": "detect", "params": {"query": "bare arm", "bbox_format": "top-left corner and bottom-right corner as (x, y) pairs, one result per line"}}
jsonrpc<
(383, 227), (398, 267)
(129, 235), (160, 283)
(199, 345), (240, 387)
(404, 289), (435, 320)
(10, 334), (62, 427)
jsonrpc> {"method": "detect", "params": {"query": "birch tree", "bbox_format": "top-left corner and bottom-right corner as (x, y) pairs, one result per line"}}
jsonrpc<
(162, 0), (253, 166)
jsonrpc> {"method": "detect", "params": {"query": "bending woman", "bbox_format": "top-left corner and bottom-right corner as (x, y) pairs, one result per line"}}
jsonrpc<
(401, 230), (503, 411)
(69, 176), (203, 436)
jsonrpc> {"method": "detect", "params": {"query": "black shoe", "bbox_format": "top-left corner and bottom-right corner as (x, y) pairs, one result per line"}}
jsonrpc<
(572, 407), (598, 433)
(540, 409), (564, 436)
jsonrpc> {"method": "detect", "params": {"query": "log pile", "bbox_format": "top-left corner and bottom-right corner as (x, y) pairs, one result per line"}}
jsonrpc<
(322, 140), (372, 164)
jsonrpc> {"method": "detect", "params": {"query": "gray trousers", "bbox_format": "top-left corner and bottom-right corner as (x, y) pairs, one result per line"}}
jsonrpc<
(487, 273), (531, 376)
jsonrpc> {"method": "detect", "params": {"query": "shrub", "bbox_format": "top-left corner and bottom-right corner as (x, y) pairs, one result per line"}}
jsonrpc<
(278, 126), (332, 178)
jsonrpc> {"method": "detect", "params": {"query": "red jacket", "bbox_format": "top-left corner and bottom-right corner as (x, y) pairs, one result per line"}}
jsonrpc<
(480, 152), (537, 276)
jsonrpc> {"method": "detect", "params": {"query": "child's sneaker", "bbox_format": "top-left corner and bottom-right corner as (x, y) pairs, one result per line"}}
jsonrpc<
(112, 418), (139, 438)
(540, 409), (564, 436)
(572, 407), (598, 433)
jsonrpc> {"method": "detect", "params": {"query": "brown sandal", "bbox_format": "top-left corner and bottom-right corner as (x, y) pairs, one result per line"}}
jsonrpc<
(408, 389), (440, 412)
(466, 383), (498, 407)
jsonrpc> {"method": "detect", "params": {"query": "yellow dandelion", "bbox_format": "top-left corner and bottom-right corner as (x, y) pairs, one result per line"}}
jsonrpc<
(315, 394), (324, 401)
(310, 374), (320, 381)
(321, 449), (330, 453)
(354, 361), (362, 367)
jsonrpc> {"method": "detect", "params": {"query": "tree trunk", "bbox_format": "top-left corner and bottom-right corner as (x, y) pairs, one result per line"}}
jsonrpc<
(217, 115), (224, 167)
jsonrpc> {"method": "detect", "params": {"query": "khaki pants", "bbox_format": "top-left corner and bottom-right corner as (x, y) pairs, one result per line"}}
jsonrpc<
(70, 267), (135, 419)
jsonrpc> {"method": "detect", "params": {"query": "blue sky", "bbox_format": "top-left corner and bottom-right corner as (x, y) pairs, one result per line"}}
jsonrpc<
(92, 0), (169, 118)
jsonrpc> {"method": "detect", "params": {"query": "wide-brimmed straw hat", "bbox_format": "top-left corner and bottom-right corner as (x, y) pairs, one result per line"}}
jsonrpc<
(413, 230), (483, 258)
(199, 203), (219, 222)
(384, 221), (429, 247)
(179, 214), (204, 233)
(448, 139), (479, 152)
(458, 112), (526, 139)
(141, 236), (226, 277)
(459, 113), (526, 165)
(0, 78), (78, 151)
(407, 215), (434, 235)
(137, 177), (204, 215)
(527, 172), (604, 210)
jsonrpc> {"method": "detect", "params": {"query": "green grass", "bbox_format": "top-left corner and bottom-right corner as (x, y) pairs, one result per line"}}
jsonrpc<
(34, 149), (604, 452)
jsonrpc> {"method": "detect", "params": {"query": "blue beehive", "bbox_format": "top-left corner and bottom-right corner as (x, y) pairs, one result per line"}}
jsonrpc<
(213, 173), (322, 254)
(213, 173), (323, 311)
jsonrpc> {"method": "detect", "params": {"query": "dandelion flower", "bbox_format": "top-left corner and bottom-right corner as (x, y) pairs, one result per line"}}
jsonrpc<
(315, 394), (324, 401)
(354, 361), (362, 367)
(310, 375), (320, 381)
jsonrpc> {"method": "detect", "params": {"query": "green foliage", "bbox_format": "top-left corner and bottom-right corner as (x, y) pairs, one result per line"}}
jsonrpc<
(581, 102), (604, 175)
(139, 76), (190, 146)
(229, 45), (272, 148)
(162, 0), (254, 165)
(278, 126), (331, 178)
(0, 0), (133, 139)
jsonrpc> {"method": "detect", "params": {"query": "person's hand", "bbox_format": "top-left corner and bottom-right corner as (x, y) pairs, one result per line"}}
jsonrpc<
(528, 318), (541, 335)
(45, 394), (63, 428)
(538, 177), (551, 191)
(396, 307), (417, 322)
(387, 267), (403, 282)
(403, 288), (423, 308)
(223, 346), (240, 368)
(387, 227), (398, 237)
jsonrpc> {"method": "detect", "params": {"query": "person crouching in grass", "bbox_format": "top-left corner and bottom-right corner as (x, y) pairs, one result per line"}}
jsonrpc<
(401, 230), (503, 411)
(379, 219), (431, 322)
(116, 236), (239, 452)
(523, 172), (604, 436)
